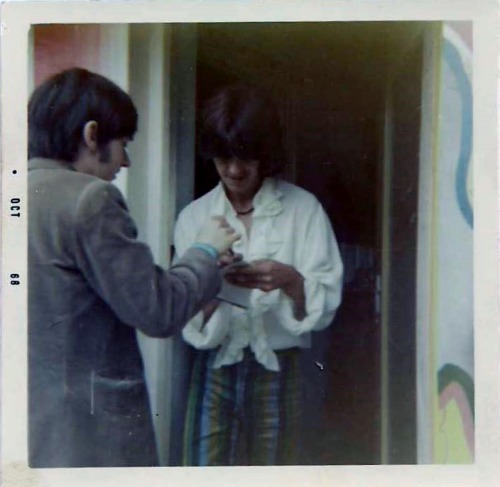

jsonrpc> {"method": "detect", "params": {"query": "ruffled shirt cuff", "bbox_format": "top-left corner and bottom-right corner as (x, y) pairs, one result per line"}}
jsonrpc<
(181, 302), (231, 349)
(277, 276), (337, 336)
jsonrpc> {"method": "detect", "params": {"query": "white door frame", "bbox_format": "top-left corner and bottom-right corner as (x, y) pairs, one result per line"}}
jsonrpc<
(126, 23), (175, 465)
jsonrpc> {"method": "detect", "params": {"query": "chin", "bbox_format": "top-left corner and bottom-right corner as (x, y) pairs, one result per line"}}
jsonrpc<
(227, 180), (248, 190)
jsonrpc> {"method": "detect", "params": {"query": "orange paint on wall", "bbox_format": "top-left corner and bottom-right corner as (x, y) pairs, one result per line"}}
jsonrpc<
(34, 25), (102, 87)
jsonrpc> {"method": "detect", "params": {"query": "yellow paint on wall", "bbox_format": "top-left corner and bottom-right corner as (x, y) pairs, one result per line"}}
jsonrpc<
(434, 400), (473, 463)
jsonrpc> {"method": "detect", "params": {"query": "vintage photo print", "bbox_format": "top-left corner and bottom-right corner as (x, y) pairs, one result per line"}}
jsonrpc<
(1, 1), (498, 486)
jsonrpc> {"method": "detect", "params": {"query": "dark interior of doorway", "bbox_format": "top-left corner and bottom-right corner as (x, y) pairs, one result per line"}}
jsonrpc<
(191, 22), (392, 465)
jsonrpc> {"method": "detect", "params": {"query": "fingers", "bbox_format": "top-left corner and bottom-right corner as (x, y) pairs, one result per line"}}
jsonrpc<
(195, 216), (240, 255)
(225, 270), (275, 290)
(212, 215), (231, 229)
(224, 261), (271, 281)
(213, 218), (236, 235)
(227, 231), (241, 246)
(224, 259), (293, 294)
(218, 251), (243, 268)
(218, 254), (234, 267)
(212, 216), (241, 248)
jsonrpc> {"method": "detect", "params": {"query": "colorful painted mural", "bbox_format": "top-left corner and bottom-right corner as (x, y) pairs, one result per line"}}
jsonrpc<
(433, 23), (474, 463)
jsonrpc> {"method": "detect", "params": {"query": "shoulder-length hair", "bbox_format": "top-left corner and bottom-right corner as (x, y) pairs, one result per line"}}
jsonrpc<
(198, 84), (286, 176)
(28, 68), (138, 163)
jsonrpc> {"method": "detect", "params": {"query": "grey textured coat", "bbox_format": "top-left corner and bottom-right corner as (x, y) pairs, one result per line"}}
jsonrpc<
(28, 158), (221, 467)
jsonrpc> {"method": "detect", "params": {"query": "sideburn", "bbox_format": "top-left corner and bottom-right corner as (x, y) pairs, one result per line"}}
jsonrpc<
(98, 143), (111, 164)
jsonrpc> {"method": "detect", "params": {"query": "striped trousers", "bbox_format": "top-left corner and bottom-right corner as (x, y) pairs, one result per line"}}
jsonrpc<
(183, 348), (302, 466)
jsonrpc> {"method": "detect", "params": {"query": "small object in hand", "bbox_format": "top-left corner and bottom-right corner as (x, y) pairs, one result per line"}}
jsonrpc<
(216, 296), (248, 309)
(221, 260), (250, 275)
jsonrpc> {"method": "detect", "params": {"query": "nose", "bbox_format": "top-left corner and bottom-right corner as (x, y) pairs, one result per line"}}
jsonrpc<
(227, 159), (245, 176)
(122, 148), (131, 168)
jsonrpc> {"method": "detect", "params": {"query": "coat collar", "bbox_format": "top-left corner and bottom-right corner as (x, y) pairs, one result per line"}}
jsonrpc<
(211, 177), (284, 218)
(28, 157), (76, 172)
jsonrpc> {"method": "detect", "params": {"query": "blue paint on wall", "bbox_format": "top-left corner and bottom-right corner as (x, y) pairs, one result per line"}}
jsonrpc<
(443, 39), (473, 228)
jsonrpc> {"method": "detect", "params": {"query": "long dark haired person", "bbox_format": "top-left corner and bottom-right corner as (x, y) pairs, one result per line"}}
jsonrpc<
(174, 85), (343, 466)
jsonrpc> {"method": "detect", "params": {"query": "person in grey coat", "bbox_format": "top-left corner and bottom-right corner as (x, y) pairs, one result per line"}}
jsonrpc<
(27, 68), (239, 468)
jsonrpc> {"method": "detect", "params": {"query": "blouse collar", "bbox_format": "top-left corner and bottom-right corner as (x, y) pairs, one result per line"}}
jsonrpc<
(211, 177), (284, 218)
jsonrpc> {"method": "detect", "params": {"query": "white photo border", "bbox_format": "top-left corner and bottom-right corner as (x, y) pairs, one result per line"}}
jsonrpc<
(1, 1), (498, 486)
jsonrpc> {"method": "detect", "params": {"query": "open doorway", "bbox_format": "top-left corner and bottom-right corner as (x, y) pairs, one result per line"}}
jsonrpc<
(184, 22), (426, 464)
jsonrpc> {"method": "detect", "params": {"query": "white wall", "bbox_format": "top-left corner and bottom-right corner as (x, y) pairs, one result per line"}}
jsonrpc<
(126, 24), (175, 465)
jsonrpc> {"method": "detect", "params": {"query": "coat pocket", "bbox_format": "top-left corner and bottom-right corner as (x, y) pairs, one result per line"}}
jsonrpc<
(90, 372), (148, 417)
(89, 371), (158, 466)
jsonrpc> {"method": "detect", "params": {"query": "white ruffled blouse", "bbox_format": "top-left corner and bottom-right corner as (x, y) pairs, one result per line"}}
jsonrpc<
(174, 178), (343, 372)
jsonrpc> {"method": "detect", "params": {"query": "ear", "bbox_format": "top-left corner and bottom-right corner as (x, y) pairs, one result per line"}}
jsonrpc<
(82, 121), (99, 152)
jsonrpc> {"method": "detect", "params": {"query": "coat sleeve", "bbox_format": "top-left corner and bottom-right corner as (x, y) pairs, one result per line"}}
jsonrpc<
(72, 180), (222, 338)
(174, 205), (230, 349)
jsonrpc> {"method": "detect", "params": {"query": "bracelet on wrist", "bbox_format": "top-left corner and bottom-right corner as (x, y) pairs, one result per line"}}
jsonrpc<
(191, 242), (218, 260)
